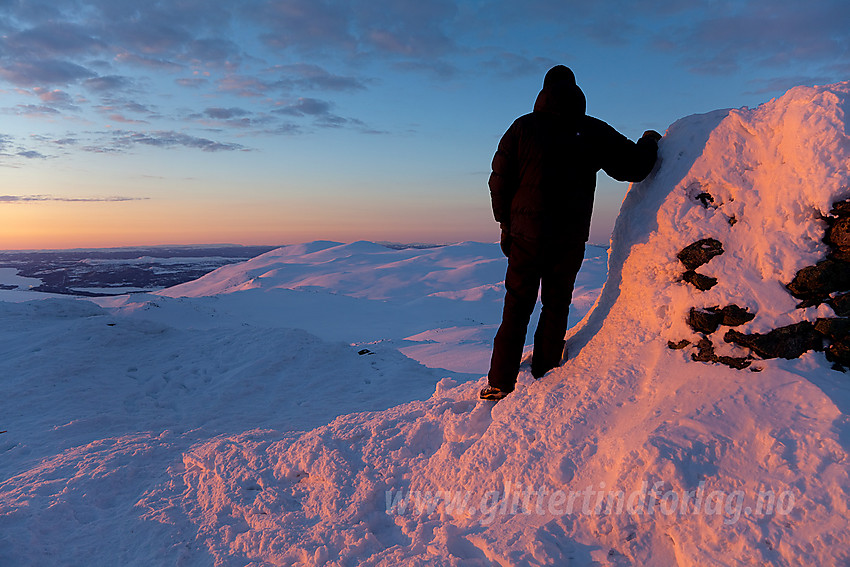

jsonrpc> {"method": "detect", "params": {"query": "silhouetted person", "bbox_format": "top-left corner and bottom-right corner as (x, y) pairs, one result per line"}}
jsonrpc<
(481, 65), (660, 401)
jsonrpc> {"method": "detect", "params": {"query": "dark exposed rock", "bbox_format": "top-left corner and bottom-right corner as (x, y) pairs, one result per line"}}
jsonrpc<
(796, 297), (825, 309)
(696, 192), (715, 208)
(690, 337), (751, 369)
(716, 355), (752, 370)
(825, 216), (850, 255)
(687, 305), (755, 334)
(677, 239), (724, 270)
(786, 259), (850, 302)
(825, 338), (850, 369)
(813, 317), (850, 341)
(825, 217), (850, 245)
(828, 248), (850, 262)
(719, 305), (756, 326)
(787, 197), (850, 303)
(675, 197), (850, 372)
(688, 307), (723, 334)
(830, 198), (850, 217)
(828, 291), (850, 316)
(692, 338), (716, 362)
(682, 270), (717, 291)
(724, 322), (824, 360)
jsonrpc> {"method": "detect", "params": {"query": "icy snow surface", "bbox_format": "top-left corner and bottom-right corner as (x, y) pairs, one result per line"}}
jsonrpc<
(0, 241), (604, 565)
(3, 82), (850, 566)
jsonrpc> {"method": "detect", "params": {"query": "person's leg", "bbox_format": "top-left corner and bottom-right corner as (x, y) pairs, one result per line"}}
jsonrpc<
(487, 238), (541, 391)
(531, 242), (586, 378)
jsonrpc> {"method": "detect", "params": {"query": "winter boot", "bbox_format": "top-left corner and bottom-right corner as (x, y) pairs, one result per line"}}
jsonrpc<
(479, 386), (512, 401)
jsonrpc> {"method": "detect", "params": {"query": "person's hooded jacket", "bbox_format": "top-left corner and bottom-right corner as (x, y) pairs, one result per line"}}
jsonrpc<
(489, 66), (658, 246)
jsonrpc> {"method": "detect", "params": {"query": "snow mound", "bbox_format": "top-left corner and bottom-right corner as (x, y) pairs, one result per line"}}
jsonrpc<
(571, 82), (850, 356)
(159, 241), (507, 302)
(139, 82), (850, 565)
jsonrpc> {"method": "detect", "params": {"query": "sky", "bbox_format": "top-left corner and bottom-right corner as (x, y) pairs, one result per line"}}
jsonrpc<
(0, 0), (848, 250)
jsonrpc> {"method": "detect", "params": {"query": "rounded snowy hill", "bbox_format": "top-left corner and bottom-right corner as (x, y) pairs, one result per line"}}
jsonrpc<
(139, 83), (850, 565)
(158, 240), (509, 302)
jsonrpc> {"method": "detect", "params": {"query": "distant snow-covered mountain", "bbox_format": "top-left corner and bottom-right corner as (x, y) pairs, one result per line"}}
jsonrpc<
(158, 240), (509, 301)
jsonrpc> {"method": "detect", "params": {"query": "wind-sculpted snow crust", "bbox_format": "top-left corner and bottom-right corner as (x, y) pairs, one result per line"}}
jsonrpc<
(140, 83), (850, 565)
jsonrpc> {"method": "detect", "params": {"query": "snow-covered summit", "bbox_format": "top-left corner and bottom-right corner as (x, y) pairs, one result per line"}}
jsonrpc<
(3, 83), (850, 566)
(135, 82), (850, 565)
(159, 240), (507, 302)
(572, 81), (850, 357)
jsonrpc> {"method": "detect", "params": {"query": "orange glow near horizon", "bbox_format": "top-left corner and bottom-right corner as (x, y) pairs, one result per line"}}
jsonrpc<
(0, 174), (623, 250)
(0, 197), (497, 250)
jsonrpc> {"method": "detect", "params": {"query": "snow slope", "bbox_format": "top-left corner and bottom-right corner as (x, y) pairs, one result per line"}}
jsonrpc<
(143, 240), (605, 374)
(0, 298), (448, 566)
(3, 82), (850, 566)
(134, 83), (850, 565)
(0, 242), (605, 565)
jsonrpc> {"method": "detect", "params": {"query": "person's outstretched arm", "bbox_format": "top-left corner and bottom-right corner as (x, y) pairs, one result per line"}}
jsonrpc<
(597, 123), (661, 183)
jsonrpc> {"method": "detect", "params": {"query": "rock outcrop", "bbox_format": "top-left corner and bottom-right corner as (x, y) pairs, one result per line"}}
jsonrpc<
(659, 84), (850, 372)
(673, 198), (850, 369)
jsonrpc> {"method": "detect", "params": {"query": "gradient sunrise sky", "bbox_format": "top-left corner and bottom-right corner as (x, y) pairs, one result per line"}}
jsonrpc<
(1, 1), (848, 249)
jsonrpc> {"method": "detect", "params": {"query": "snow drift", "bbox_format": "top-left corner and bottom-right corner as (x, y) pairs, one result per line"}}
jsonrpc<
(136, 83), (850, 565)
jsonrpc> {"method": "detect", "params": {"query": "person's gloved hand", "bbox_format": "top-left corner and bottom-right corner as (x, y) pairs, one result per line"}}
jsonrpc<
(642, 130), (662, 142)
(500, 226), (512, 257)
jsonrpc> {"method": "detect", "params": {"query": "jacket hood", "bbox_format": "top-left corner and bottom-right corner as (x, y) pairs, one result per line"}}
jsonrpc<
(533, 65), (586, 117)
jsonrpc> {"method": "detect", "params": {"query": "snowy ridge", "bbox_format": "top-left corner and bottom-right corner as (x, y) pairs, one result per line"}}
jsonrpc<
(2, 83), (850, 566)
(158, 240), (508, 302)
(144, 240), (604, 373)
(135, 83), (850, 565)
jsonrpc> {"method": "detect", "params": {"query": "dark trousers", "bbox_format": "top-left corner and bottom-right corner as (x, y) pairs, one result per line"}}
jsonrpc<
(488, 237), (586, 390)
